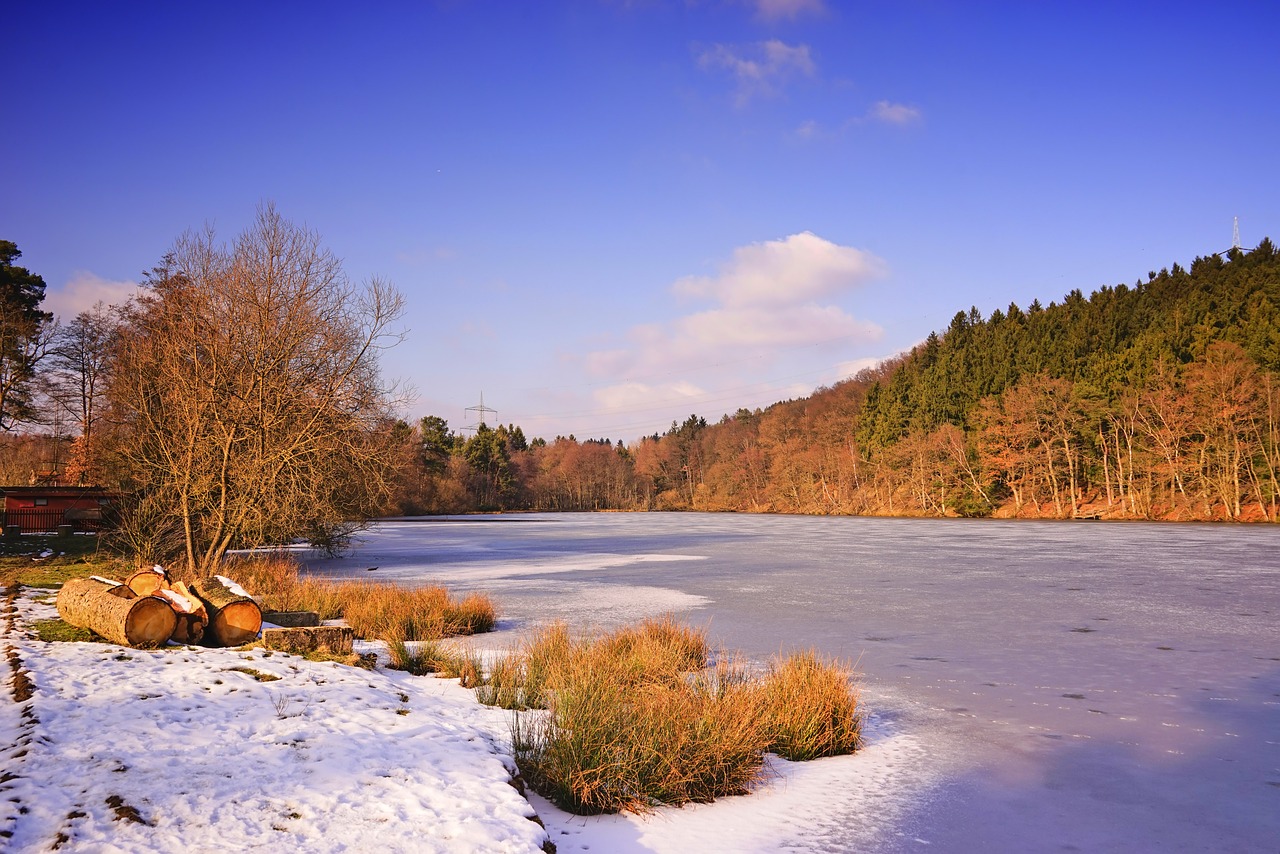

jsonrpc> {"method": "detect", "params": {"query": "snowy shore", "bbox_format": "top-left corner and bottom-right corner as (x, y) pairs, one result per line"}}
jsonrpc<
(2, 586), (931, 853)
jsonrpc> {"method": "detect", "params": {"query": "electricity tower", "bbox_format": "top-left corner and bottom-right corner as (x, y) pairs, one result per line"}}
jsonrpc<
(462, 392), (497, 434)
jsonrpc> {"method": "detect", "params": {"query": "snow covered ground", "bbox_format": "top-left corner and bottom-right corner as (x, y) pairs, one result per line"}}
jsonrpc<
(1, 585), (932, 853)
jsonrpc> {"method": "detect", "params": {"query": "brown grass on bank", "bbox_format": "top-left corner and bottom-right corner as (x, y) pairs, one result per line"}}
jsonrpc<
(760, 649), (862, 760)
(480, 617), (863, 815)
(201, 553), (496, 642)
(512, 646), (770, 814)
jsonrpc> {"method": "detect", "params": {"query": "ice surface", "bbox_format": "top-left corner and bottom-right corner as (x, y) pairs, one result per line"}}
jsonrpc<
(313, 514), (1280, 852)
(7, 514), (1274, 852)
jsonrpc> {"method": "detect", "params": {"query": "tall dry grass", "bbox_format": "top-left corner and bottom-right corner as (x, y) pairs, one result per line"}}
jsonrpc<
(759, 650), (862, 760)
(197, 553), (496, 642)
(482, 617), (863, 815)
(510, 638), (771, 814)
(476, 621), (572, 709)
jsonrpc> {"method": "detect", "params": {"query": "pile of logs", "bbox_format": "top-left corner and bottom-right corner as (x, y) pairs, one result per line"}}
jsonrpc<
(56, 567), (262, 649)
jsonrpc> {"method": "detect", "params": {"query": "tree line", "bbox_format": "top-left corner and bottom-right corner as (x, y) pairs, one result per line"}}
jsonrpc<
(4, 223), (1276, 569)
(389, 241), (1280, 522)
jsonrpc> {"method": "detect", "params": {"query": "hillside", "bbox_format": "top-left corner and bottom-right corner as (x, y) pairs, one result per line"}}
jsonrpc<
(391, 240), (1280, 522)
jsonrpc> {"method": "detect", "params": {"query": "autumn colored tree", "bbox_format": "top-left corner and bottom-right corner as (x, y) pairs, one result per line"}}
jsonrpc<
(105, 205), (405, 570)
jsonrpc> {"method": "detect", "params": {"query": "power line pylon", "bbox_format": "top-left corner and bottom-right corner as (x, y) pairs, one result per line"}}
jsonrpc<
(463, 392), (497, 433)
(1233, 216), (1241, 251)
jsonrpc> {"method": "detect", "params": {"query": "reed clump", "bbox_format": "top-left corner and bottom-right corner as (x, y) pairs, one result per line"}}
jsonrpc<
(482, 616), (861, 815)
(759, 649), (862, 760)
(206, 554), (497, 642)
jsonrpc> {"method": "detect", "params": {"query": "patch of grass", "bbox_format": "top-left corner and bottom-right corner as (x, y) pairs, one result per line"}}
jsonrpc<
(216, 554), (496, 642)
(508, 627), (770, 815)
(759, 650), (861, 761)
(488, 619), (863, 816)
(3, 539), (128, 589)
(477, 622), (574, 710)
(383, 636), (486, 686)
(31, 618), (102, 644)
(227, 666), (281, 682)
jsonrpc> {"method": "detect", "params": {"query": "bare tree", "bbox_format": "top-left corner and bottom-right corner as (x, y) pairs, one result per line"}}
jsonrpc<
(105, 205), (406, 571)
(44, 302), (117, 484)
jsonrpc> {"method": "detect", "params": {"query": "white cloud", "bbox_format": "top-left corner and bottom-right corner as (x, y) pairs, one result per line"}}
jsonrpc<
(672, 231), (885, 309)
(556, 233), (889, 437)
(753, 0), (826, 21)
(698, 40), (815, 106)
(867, 100), (922, 125)
(834, 356), (885, 379)
(584, 232), (885, 386)
(675, 303), (880, 347)
(45, 271), (141, 320)
(594, 380), (707, 415)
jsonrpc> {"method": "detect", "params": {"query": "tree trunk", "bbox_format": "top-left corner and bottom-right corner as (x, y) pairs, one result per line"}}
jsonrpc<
(190, 577), (262, 647)
(57, 577), (177, 648)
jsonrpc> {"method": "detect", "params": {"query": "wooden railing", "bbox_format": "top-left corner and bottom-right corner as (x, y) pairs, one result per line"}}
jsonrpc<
(1, 509), (105, 534)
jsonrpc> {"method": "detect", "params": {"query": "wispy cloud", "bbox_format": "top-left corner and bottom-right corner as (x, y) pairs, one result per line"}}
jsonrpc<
(697, 40), (816, 106)
(45, 271), (140, 320)
(794, 101), (924, 140)
(751, 0), (826, 21)
(866, 100), (922, 125)
(395, 246), (457, 265)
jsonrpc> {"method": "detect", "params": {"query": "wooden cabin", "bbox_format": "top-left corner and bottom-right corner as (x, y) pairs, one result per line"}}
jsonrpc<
(0, 486), (118, 534)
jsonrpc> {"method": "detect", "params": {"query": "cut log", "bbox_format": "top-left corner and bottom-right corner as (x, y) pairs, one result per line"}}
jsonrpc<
(126, 566), (169, 597)
(190, 577), (262, 647)
(156, 584), (207, 645)
(57, 577), (176, 648)
(261, 610), (320, 628)
(262, 626), (354, 655)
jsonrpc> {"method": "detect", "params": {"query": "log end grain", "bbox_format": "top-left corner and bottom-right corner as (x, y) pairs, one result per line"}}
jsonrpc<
(122, 597), (178, 649)
(209, 600), (262, 647)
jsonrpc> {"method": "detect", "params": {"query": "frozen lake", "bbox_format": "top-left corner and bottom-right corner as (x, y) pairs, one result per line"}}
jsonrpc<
(305, 513), (1280, 852)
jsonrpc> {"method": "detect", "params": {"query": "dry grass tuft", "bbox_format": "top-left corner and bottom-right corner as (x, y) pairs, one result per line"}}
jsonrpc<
(485, 618), (778, 814)
(759, 650), (862, 761)
(481, 619), (863, 815)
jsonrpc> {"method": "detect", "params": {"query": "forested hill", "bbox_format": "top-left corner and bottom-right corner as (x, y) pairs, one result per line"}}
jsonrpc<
(858, 239), (1280, 446)
(390, 240), (1279, 522)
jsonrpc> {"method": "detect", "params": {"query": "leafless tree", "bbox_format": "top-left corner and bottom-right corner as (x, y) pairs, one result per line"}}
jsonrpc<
(104, 205), (406, 572)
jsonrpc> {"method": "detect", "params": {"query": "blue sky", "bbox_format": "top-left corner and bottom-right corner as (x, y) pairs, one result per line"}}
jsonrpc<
(7, 1), (1278, 442)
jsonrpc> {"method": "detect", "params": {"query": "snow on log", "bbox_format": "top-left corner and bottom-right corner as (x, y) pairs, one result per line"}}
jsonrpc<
(190, 577), (262, 647)
(157, 582), (208, 645)
(88, 576), (137, 599)
(57, 577), (177, 648)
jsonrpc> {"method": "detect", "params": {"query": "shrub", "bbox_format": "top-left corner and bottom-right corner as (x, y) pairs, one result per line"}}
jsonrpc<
(760, 650), (862, 760)
(489, 620), (864, 815)
(477, 622), (572, 710)
(492, 618), (780, 814)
